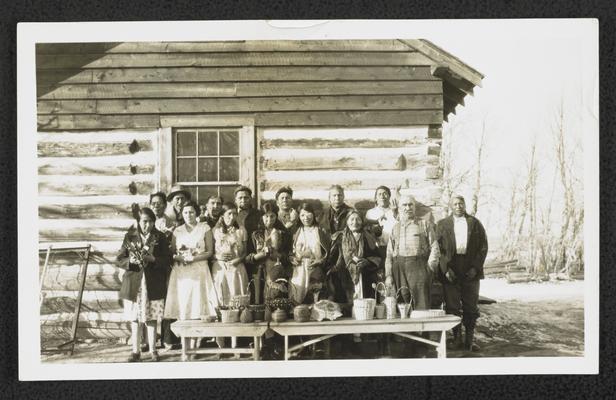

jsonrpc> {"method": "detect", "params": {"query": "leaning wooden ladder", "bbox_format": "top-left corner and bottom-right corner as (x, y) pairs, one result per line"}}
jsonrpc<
(39, 244), (91, 356)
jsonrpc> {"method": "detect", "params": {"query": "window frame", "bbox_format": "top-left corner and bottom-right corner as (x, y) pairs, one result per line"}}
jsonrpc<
(158, 117), (255, 204)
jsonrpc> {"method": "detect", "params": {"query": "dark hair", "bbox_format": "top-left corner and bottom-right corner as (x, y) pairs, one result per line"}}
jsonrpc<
(261, 200), (279, 215)
(181, 200), (201, 217)
(234, 186), (252, 198)
(149, 191), (167, 205)
(136, 207), (157, 234)
(275, 186), (293, 200)
(206, 194), (223, 204)
(329, 184), (345, 195)
(297, 202), (317, 227)
(373, 186), (391, 200)
(215, 205), (240, 233)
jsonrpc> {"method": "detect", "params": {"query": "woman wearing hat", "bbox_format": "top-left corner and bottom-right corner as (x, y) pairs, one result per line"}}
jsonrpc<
(165, 185), (191, 226)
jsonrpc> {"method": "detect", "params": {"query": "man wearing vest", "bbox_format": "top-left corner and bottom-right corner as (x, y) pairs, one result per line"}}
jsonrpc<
(436, 195), (488, 352)
(385, 194), (440, 310)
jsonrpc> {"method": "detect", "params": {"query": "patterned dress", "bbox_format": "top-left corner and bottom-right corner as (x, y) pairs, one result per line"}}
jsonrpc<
(122, 232), (166, 322)
(211, 226), (249, 306)
(163, 222), (218, 320)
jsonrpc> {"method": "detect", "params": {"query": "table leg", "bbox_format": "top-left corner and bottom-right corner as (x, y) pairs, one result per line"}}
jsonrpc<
(181, 336), (190, 362)
(253, 336), (261, 361)
(284, 335), (289, 361)
(437, 330), (446, 359)
(232, 336), (239, 360)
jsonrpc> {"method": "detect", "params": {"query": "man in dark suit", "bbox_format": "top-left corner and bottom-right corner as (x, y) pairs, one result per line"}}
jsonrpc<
(436, 195), (488, 352)
(318, 185), (353, 235)
(234, 186), (262, 301)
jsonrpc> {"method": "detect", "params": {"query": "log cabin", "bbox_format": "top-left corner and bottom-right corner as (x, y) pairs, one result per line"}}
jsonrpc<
(36, 40), (483, 339)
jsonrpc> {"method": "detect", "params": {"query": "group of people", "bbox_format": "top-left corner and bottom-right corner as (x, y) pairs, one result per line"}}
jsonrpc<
(116, 183), (488, 362)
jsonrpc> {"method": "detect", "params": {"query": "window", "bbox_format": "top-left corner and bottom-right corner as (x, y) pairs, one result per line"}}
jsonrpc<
(173, 128), (246, 204)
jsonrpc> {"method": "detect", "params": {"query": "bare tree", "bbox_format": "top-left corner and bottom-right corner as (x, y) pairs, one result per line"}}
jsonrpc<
(469, 121), (486, 216)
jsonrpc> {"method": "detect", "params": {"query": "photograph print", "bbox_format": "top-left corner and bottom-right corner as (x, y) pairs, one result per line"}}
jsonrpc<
(18, 19), (598, 379)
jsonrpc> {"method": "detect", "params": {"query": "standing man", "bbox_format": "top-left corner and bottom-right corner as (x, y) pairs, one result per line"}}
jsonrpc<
(234, 186), (262, 301)
(319, 185), (352, 235)
(164, 185), (191, 226)
(199, 195), (223, 229)
(275, 186), (299, 234)
(384, 194), (439, 310)
(149, 192), (180, 351)
(149, 192), (176, 237)
(365, 186), (398, 270)
(436, 195), (488, 352)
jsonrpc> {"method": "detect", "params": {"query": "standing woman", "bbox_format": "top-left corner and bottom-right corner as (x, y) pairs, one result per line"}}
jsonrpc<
(290, 203), (331, 304)
(245, 201), (290, 304)
(164, 201), (218, 356)
(211, 204), (249, 306)
(117, 207), (171, 362)
(330, 210), (381, 304)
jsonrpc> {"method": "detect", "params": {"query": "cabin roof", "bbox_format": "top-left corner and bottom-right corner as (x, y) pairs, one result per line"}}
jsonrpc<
(36, 40), (483, 128)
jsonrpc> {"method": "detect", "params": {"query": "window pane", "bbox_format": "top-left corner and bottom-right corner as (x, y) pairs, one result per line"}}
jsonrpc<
(220, 186), (239, 205)
(198, 186), (219, 206)
(198, 131), (217, 156)
(177, 131), (196, 156)
(185, 186), (198, 203)
(198, 158), (218, 182)
(220, 157), (239, 181)
(177, 158), (196, 182)
(220, 131), (239, 156)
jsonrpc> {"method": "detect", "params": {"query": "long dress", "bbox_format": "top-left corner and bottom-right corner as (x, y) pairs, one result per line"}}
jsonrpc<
(211, 226), (249, 306)
(163, 222), (217, 320)
(290, 226), (323, 304)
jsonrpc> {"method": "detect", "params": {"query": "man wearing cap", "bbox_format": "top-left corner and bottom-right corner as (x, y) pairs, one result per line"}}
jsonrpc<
(318, 185), (353, 235)
(164, 185), (191, 226)
(385, 194), (439, 311)
(436, 195), (488, 352)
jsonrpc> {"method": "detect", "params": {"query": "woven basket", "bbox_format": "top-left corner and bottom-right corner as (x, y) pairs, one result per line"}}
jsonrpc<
(352, 298), (376, 321)
(220, 309), (240, 323)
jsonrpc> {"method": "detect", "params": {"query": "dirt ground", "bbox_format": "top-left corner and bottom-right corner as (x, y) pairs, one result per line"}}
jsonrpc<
(41, 278), (584, 363)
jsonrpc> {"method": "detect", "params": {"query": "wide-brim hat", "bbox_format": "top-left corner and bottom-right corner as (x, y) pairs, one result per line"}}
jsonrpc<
(166, 185), (191, 202)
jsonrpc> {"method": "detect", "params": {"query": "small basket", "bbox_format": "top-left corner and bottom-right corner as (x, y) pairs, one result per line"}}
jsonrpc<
(220, 309), (240, 323)
(373, 282), (387, 319)
(353, 298), (376, 321)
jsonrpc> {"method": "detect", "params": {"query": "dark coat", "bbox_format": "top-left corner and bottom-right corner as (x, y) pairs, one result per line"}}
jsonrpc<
(329, 229), (381, 303)
(237, 207), (262, 257)
(436, 214), (488, 280)
(116, 227), (171, 302)
(318, 204), (353, 235)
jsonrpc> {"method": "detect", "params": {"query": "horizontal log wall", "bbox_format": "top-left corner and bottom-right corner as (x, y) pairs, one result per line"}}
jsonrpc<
(36, 40), (445, 130)
(38, 129), (157, 339)
(258, 127), (443, 214)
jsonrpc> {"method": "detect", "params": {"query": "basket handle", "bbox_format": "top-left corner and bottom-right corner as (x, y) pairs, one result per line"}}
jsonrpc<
(395, 285), (411, 304)
(373, 281), (386, 304)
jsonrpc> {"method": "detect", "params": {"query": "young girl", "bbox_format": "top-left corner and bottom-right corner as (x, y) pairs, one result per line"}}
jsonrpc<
(163, 201), (218, 359)
(211, 204), (249, 306)
(245, 201), (290, 304)
(289, 203), (331, 304)
(117, 207), (171, 362)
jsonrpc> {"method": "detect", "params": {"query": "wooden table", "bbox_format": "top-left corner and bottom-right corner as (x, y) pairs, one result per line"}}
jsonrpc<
(171, 320), (269, 361)
(269, 315), (461, 360)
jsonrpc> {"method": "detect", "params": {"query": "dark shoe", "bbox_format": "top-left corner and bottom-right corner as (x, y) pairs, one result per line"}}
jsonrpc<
(448, 326), (463, 350)
(464, 328), (480, 352)
(151, 351), (160, 362)
(127, 352), (141, 362)
(140, 343), (149, 352)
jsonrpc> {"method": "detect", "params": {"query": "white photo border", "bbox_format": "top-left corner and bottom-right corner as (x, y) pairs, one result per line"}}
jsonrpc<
(17, 19), (599, 380)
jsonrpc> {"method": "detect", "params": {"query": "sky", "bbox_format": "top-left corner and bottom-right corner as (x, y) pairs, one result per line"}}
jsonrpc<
(425, 20), (598, 237)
